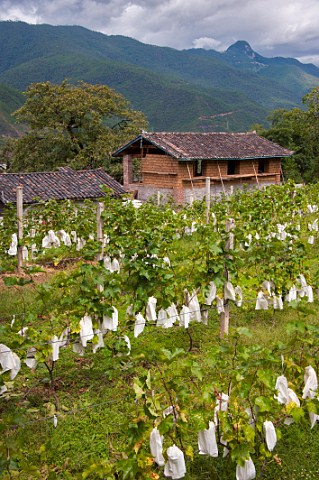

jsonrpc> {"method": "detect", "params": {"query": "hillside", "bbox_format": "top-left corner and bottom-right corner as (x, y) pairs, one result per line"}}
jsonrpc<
(0, 84), (24, 137)
(0, 21), (318, 133)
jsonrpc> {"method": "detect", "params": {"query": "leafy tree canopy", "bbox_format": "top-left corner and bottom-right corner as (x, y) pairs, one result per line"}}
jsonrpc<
(7, 80), (148, 178)
(257, 86), (319, 183)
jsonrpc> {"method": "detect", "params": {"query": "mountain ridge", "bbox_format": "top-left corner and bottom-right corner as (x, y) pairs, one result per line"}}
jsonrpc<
(224, 40), (319, 76)
(0, 21), (318, 135)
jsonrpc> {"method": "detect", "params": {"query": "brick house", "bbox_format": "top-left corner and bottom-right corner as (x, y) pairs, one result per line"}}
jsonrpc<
(0, 167), (125, 211)
(113, 131), (293, 203)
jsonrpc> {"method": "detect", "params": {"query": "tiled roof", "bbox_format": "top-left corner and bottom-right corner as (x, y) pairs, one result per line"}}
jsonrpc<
(113, 131), (293, 160)
(0, 167), (125, 204)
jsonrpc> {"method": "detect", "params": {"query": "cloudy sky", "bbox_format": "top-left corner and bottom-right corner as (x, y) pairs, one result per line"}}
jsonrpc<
(2, 0), (319, 65)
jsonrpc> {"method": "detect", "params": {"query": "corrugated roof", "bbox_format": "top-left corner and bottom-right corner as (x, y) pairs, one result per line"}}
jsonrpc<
(113, 131), (293, 160)
(0, 167), (125, 204)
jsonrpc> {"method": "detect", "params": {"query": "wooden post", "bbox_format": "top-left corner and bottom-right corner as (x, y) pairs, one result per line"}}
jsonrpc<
(16, 186), (23, 271)
(96, 202), (104, 261)
(251, 161), (260, 189)
(186, 162), (195, 193)
(157, 191), (161, 206)
(220, 218), (235, 338)
(217, 162), (226, 195)
(220, 305), (229, 338)
(205, 177), (211, 224)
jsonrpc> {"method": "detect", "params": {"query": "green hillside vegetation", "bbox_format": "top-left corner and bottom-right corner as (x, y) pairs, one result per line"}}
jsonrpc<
(0, 53), (270, 132)
(187, 41), (319, 98)
(253, 64), (319, 95)
(0, 84), (24, 138)
(0, 21), (319, 134)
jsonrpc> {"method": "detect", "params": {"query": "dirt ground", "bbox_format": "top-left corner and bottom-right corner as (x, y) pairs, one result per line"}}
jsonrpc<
(0, 258), (81, 287)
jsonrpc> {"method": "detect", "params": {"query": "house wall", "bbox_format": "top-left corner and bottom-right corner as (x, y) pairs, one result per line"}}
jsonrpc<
(268, 159), (281, 173)
(142, 154), (178, 178)
(123, 152), (282, 204)
(238, 160), (259, 175)
(205, 160), (228, 176)
(131, 153), (187, 203)
(204, 159), (281, 176)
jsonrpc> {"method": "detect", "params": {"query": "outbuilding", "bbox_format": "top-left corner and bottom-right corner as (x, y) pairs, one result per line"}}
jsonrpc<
(0, 167), (125, 211)
(113, 131), (293, 203)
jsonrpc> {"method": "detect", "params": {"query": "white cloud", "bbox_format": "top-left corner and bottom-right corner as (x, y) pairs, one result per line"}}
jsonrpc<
(297, 54), (319, 66)
(0, 2), (39, 24)
(192, 37), (225, 51)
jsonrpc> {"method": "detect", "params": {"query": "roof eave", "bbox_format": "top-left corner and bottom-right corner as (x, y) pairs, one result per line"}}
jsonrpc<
(177, 154), (293, 161)
(112, 135), (143, 157)
(112, 134), (179, 157)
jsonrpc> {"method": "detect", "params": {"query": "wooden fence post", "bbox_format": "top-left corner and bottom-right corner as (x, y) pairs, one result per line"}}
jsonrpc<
(220, 218), (235, 338)
(96, 202), (104, 261)
(205, 177), (211, 224)
(16, 185), (23, 271)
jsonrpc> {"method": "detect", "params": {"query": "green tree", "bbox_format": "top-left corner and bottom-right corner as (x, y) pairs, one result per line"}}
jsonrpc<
(258, 87), (319, 183)
(7, 80), (148, 178)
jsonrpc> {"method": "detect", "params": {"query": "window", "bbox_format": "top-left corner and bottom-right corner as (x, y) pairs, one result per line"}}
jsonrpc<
(258, 159), (269, 174)
(194, 160), (203, 176)
(227, 161), (239, 175)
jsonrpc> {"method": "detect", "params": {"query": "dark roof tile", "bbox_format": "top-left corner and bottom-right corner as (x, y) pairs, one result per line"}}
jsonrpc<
(113, 131), (293, 160)
(0, 167), (125, 204)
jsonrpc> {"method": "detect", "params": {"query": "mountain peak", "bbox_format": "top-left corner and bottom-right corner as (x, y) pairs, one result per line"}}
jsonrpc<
(226, 41), (256, 58)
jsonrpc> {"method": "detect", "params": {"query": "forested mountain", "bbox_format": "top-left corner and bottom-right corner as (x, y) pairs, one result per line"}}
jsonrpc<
(0, 84), (24, 137)
(1, 21), (319, 134)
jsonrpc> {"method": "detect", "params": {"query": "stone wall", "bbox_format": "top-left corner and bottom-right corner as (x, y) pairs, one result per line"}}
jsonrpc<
(183, 175), (279, 203)
(137, 185), (175, 202)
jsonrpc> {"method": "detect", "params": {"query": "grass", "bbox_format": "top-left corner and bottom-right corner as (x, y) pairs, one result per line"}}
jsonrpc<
(1, 268), (319, 479)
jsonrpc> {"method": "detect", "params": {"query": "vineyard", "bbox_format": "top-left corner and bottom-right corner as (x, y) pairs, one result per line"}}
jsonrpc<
(1, 181), (319, 479)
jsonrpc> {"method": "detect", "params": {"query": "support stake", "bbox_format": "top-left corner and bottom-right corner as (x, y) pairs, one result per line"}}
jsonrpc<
(16, 185), (23, 271)
(220, 218), (235, 338)
(96, 202), (104, 261)
(205, 177), (211, 224)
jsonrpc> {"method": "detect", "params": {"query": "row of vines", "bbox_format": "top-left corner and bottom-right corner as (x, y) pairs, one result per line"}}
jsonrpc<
(1, 181), (319, 479)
